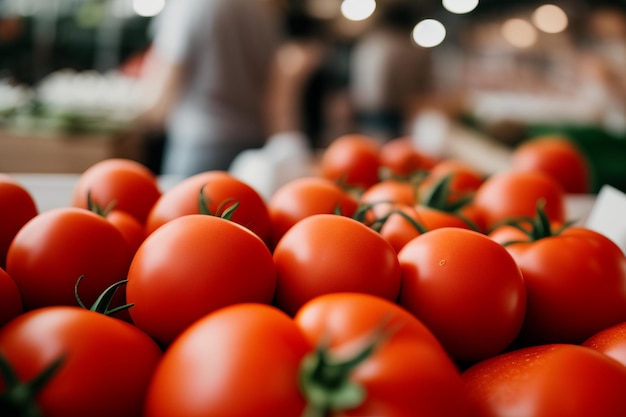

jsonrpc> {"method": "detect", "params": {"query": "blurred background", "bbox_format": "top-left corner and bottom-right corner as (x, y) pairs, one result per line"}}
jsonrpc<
(1, 0), (625, 192)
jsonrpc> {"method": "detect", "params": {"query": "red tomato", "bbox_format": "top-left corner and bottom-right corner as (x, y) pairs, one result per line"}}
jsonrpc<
(0, 306), (162, 417)
(127, 214), (276, 346)
(145, 170), (272, 244)
(319, 134), (382, 190)
(0, 267), (22, 327)
(5, 207), (132, 311)
(492, 226), (626, 345)
(70, 158), (162, 224)
(472, 170), (565, 231)
(0, 174), (38, 269)
(144, 303), (311, 417)
(295, 293), (479, 417)
(419, 159), (485, 198)
(360, 179), (419, 207)
(582, 321), (626, 367)
(462, 344), (626, 417)
(273, 214), (401, 316)
(398, 227), (527, 363)
(267, 176), (359, 249)
(510, 135), (591, 194)
(372, 204), (426, 253)
(104, 209), (146, 255)
(379, 136), (437, 177)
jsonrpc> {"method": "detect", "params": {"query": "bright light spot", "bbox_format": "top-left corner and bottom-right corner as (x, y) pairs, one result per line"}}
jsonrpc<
(442, 0), (479, 15)
(412, 19), (447, 48)
(340, 0), (376, 22)
(501, 18), (537, 48)
(532, 4), (568, 33)
(133, 0), (166, 17)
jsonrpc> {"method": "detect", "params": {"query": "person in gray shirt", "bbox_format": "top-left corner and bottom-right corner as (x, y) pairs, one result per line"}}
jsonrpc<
(136, 0), (283, 177)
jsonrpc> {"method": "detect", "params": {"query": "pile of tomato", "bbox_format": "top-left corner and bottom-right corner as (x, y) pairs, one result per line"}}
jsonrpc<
(1, 132), (625, 417)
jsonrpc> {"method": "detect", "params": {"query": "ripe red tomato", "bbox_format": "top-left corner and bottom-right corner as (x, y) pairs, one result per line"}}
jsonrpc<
(462, 344), (626, 417)
(582, 321), (626, 367)
(5, 207), (132, 311)
(144, 303), (311, 417)
(319, 134), (382, 190)
(70, 158), (162, 224)
(0, 306), (162, 417)
(294, 293), (480, 417)
(0, 174), (38, 269)
(103, 209), (146, 255)
(398, 227), (527, 363)
(510, 135), (591, 194)
(127, 214), (276, 346)
(272, 214), (401, 316)
(267, 176), (359, 249)
(370, 203), (426, 253)
(0, 267), (22, 327)
(492, 226), (626, 345)
(360, 179), (419, 207)
(472, 170), (565, 231)
(379, 136), (437, 177)
(419, 159), (485, 198)
(145, 170), (272, 244)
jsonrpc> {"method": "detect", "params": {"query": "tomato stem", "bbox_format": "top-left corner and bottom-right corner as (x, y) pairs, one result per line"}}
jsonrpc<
(198, 185), (240, 220)
(298, 315), (398, 416)
(74, 275), (134, 316)
(0, 353), (65, 417)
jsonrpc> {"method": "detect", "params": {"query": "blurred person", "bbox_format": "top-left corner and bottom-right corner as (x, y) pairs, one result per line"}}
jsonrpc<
(349, 2), (433, 142)
(135, 0), (283, 177)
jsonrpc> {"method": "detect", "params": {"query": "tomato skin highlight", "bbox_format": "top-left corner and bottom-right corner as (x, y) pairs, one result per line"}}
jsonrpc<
(500, 227), (626, 345)
(583, 320), (626, 367)
(272, 214), (402, 316)
(127, 214), (277, 346)
(462, 343), (626, 417)
(6, 207), (132, 311)
(144, 303), (311, 417)
(0, 306), (162, 417)
(398, 227), (527, 363)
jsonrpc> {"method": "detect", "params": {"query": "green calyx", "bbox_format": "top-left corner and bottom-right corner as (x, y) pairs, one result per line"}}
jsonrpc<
(198, 184), (240, 220)
(298, 317), (397, 417)
(86, 190), (116, 218)
(74, 275), (134, 316)
(0, 353), (64, 417)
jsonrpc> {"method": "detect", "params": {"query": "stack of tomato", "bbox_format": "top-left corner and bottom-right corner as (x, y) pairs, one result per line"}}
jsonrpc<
(0, 132), (625, 417)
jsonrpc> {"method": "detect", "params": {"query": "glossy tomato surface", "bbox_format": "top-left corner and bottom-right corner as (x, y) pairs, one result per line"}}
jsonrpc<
(6, 207), (132, 311)
(273, 214), (401, 316)
(144, 303), (311, 417)
(127, 214), (276, 346)
(0, 174), (38, 269)
(0, 306), (162, 417)
(398, 227), (526, 363)
(319, 134), (382, 190)
(70, 158), (162, 224)
(463, 343), (626, 417)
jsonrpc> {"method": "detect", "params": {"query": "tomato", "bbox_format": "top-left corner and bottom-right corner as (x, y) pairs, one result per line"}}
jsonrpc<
(144, 303), (311, 417)
(145, 170), (272, 244)
(0, 268), (22, 328)
(379, 136), (437, 178)
(582, 321), (626, 367)
(319, 134), (382, 190)
(472, 170), (565, 231)
(398, 227), (527, 363)
(295, 293), (479, 417)
(103, 209), (146, 255)
(5, 207), (132, 311)
(0, 174), (38, 269)
(371, 204), (426, 253)
(127, 214), (276, 346)
(145, 294), (478, 417)
(510, 135), (591, 194)
(267, 176), (359, 249)
(70, 158), (162, 225)
(491, 225), (626, 346)
(0, 306), (162, 417)
(462, 344), (626, 417)
(272, 214), (401, 316)
(360, 179), (419, 207)
(419, 159), (485, 198)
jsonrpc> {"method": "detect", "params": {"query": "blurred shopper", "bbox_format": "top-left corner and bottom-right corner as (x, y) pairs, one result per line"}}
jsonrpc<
(349, 3), (433, 142)
(135, 0), (282, 177)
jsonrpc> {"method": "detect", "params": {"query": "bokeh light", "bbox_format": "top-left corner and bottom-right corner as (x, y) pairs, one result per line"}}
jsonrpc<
(412, 19), (447, 48)
(340, 0), (377, 22)
(501, 18), (537, 48)
(532, 4), (568, 33)
(442, 0), (479, 15)
(133, 0), (166, 18)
